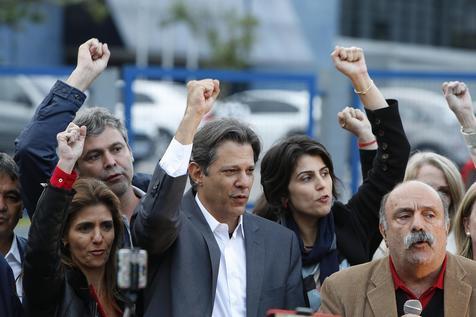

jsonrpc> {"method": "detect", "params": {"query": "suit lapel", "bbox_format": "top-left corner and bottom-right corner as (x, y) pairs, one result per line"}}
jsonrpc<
(16, 236), (25, 262)
(444, 254), (472, 317)
(244, 214), (265, 317)
(182, 190), (221, 305)
(367, 258), (398, 317)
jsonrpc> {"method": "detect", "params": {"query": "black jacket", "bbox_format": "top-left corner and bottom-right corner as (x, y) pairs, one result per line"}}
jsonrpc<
(0, 254), (22, 317)
(14, 80), (151, 219)
(22, 185), (123, 317)
(333, 101), (410, 264)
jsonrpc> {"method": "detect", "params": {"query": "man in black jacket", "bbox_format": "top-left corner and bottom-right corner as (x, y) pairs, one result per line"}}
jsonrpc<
(14, 38), (219, 235)
(133, 119), (305, 317)
(0, 153), (27, 302)
(0, 254), (22, 317)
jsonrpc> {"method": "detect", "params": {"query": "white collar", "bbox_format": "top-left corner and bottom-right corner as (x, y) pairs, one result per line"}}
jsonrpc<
(195, 194), (245, 238)
(5, 234), (21, 264)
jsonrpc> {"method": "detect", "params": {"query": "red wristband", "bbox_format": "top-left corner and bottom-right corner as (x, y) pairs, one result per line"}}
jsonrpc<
(358, 139), (377, 148)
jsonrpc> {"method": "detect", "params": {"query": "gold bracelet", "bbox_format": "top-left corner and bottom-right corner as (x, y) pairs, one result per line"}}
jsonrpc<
(353, 80), (374, 95)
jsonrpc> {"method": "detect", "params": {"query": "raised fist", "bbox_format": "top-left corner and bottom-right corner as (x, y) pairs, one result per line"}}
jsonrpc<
(56, 122), (87, 165)
(66, 38), (111, 92)
(337, 106), (374, 142)
(76, 38), (110, 75)
(186, 79), (220, 117)
(442, 81), (474, 121)
(331, 46), (368, 79)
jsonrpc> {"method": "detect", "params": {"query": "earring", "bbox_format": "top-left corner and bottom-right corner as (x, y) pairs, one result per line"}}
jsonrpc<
(467, 232), (471, 237)
(283, 199), (288, 209)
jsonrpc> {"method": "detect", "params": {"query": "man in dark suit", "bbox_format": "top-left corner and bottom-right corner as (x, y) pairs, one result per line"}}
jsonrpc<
(133, 118), (305, 317)
(0, 254), (22, 317)
(0, 153), (27, 302)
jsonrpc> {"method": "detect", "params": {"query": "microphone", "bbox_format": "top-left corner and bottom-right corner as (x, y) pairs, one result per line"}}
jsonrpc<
(403, 299), (422, 315)
(117, 248), (147, 291)
(117, 248), (147, 317)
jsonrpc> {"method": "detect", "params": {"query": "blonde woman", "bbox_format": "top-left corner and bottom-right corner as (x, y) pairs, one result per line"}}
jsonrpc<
(454, 183), (476, 259)
(373, 151), (464, 259)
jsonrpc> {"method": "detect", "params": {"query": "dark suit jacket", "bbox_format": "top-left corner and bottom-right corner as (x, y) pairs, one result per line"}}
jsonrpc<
(320, 253), (476, 317)
(133, 167), (305, 317)
(0, 255), (22, 317)
(16, 235), (27, 263)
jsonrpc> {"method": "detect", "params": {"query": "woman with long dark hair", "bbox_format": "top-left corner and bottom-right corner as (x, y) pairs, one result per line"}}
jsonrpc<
(23, 123), (126, 317)
(255, 46), (410, 310)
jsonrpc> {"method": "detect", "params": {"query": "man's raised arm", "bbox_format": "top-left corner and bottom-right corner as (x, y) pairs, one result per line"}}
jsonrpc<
(14, 38), (109, 218)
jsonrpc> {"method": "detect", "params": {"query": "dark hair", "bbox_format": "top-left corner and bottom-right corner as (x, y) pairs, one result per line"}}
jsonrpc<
(255, 135), (338, 220)
(190, 118), (261, 188)
(0, 153), (19, 182)
(74, 107), (128, 143)
(61, 178), (124, 310)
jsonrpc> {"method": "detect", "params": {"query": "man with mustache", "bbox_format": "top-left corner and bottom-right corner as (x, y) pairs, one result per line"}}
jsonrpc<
(133, 119), (305, 316)
(320, 180), (476, 316)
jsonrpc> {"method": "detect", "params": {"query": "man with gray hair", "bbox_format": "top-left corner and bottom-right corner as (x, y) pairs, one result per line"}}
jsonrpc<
(133, 118), (305, 317)
(15, 38), (219, 248)
(320, 180), (476, 317)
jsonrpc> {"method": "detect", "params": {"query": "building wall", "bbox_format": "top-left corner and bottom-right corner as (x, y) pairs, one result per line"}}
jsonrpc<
(340, 0), (476, 49)
(0, 4), (63, 66)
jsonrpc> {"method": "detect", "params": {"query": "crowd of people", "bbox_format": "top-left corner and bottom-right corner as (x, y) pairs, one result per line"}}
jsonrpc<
(2, 37), (476, 317)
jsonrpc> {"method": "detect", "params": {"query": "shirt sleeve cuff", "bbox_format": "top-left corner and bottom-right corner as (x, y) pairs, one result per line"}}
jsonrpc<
(159, 137), (192, 177)
(50, 166), (78, 189)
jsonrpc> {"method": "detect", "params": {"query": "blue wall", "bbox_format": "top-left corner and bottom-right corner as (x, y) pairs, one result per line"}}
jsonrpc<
(0, 3), (63, 66)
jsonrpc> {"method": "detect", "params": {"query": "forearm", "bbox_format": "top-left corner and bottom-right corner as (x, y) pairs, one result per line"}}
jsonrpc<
(461, 129), (476, 167)
(132, 165), (187, 255)
(350, 72), (388, 111)
(23, 186), (71, 305)
(14, 81), (85, 217)
(346, 102), (410, 254)
(359, 149), (377, 180)
(174, 110), (205, 145)
(66, 66), (97, 92)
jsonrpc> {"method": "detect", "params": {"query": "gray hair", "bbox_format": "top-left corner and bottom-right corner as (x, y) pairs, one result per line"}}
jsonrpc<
(74, 107), (128, 143)
(190, 118), (261, 189)
(379, 184), (450, 230)
(0, 153), (19, 182)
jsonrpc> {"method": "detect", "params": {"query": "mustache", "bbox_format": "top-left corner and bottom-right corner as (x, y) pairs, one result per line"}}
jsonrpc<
(404, 231), (435, 249)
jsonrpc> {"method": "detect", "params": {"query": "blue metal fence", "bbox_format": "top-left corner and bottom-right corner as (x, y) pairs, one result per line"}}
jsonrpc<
(3, 66), (476, 198)
(0, 66), (73, 77)
(122, 66), (318, 149)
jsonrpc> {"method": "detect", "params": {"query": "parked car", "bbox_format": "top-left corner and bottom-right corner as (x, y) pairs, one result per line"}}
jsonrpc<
(206, 89), (321, 152)
(117, 80), (188, 159)
(0, 75), (57, 154)
(380, 86), (469, 166)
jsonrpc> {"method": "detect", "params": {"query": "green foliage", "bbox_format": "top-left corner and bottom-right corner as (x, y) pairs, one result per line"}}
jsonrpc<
(0, 0), (108, 28)
(162, 0), (259, 69)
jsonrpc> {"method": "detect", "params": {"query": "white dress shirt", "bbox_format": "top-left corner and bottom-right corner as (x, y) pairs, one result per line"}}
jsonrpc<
(5, 235), (23, 302)
(160, 137), (247, 315)
(196, 195), (247, 317)
(159, 137), (193, 177)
